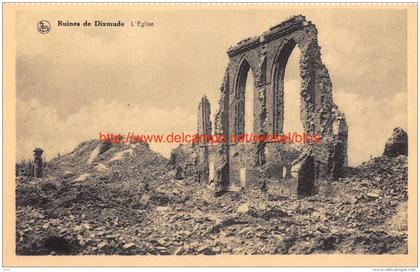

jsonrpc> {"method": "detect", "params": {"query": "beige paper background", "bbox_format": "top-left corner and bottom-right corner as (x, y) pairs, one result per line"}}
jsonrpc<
(3, 3), (418, 267)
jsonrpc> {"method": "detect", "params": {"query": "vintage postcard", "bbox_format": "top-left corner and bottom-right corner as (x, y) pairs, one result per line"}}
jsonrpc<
(3, 3), (418, 267)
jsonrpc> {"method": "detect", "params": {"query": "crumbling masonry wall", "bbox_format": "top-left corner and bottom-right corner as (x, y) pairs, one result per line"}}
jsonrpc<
(197, 95), (212, 182)
(202, 15), (347, 195)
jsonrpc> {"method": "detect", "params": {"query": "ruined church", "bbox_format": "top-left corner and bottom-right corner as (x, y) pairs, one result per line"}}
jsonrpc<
(193, 15), (348, 196)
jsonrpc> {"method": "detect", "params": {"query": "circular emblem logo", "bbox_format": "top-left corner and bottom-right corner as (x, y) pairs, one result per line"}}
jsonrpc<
(37, 20), (51, 34)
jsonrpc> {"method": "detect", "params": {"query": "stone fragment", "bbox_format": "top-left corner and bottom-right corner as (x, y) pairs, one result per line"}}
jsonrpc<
(237, 203), (250, 214)
(94, 163), (107, 172)
(173, 246), (184, 255)
(175, 165), (184, 180)
(366, 192), (380, 199)
(74, 173), (90, 182)
(97, 241), (108, 249)
(123, 242), (135, 249)
(63, 171), (74, 179)
(292, 149), (315, 197)
(383, 128), (408, 157)
(212, 246), (221, 254)
(197, 245), (211, 254)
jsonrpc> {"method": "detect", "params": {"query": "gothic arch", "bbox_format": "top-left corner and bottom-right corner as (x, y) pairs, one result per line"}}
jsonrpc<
(271, 39), (301, 135)
(233, 57), (257, 136)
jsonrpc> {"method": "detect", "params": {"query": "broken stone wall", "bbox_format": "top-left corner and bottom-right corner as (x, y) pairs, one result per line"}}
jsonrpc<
(197, 95), (212, 182)
(212, 70), (231, 194)
(383, 127), (408, 157)
(170, 144), (199, 180)
(211, 15), (348, 195)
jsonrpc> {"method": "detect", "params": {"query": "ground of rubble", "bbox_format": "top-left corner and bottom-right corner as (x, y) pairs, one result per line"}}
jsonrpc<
(16, 140), (408, 255)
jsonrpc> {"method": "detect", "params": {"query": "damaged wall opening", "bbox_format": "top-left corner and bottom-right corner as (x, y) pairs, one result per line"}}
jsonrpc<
(272, 40), (307, 182)
(235, 59), (255, 136)
(282, 44), (304, 136)
(244, 64), (255, 136)
(272, 39), (303, 135)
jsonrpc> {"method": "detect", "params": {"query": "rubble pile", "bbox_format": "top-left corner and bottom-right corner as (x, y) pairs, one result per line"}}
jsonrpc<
(16, 140), (175, 254)
(356, 155), (407, 201)
(16, 135), (408, 255)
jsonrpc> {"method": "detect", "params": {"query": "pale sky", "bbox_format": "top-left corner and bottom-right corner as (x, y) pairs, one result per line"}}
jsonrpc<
(15, 7), (407, 165)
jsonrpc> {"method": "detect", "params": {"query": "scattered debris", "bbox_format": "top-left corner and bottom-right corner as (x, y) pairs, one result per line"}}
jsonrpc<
(15, 130), (408, 255)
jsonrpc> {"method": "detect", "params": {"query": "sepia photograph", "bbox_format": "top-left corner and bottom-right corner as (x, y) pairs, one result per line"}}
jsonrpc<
(3, 3), (418, 267)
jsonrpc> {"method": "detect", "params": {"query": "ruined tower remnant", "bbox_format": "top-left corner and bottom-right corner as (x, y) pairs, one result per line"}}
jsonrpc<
(197, 95), (212, 182)
(197, 95), (212, 139)
(33, 147), (44, 178)
(203, 15), (348, 196)
(383, 127), (408, 157)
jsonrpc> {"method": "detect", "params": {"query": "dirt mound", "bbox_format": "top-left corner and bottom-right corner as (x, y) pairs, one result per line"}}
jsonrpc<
(46, 140), (169, 184)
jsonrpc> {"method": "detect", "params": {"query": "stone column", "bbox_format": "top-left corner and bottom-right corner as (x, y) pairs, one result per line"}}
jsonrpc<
(33, 148), (44, 178)
(197, 95), (212, 182)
